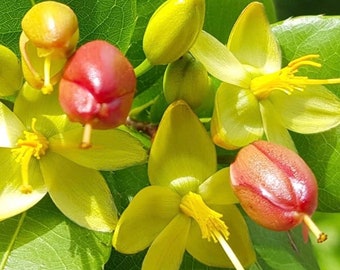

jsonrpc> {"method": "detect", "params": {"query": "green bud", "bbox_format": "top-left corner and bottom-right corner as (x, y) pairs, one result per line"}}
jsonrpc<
(163, 53), (210, 109)
(0, 45), (22, 96)
(143, 0), (205, 65)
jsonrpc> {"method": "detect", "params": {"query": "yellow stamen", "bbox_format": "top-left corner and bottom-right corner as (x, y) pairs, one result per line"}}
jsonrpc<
(250, 54), (340, 100)
(11, 118), (49, 194)
(41, 56), (53, 94)
(303, 214), (327, 243)
(180, 192), (244, 270)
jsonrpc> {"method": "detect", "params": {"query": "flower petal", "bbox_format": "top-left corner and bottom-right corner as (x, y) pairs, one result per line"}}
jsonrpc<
(113, 186), (181, 253)
(148, 100), (216, 186)
(199, 167), (239, 205)
(190, 30), (249, 88)
(40, 152), (117, 232)
(228, 2), (281, 73)
(14, 82), (61, 121)
(142, 214), (190, 270)
(211, 83), (263, 149)
(0, 102), (25, 148)
(49, 127), (147, 170)
(259, 99), (297, 151)
(269, 85), (340, 133)
(0, 148), (47, 220)
(186, 204), (256, 268)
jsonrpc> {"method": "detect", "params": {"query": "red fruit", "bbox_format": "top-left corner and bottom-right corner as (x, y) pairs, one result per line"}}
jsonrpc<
(59, 40), (136, 129)
(230, 140), (327, 243)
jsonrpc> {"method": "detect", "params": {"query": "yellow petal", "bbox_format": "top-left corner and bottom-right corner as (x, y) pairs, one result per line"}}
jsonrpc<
(259, 99), (297, 151)
(186, 204), (256, 268)
(40, 152), (117, 232)
(0, 149), (47, 221)
(142, 213), (191, 270)
(0, 44), (23, 96)
(113, 186), (181, 253)
(14, 83), (75, 137)
(211, 83), (263, 149)
(19, 32), (66, 90)
(148, 100), (216, 186)
(49, 127), (148, 170)
(269, 85), (340, 133)
(198, 167), (239, 205)
(190, 30), (249, 88)
(0, 103), (26, 148)
(228, 2), (281, 73)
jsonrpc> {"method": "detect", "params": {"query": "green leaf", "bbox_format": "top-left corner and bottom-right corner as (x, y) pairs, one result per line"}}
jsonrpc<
(204, 0), (277, 43)
(0, 196), (112, 270)
(245, 215), (320, 270)
(272, 16), (340, 212)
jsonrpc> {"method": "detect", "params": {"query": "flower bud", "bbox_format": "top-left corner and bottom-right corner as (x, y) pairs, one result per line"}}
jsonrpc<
(230, 140), (327, 243)
(59, 40), (136, 147)
(163, 53), (210, 109)
(21, 1), (79, 58)
(143, 0), (205, 65)
(0, 45), (23, 96)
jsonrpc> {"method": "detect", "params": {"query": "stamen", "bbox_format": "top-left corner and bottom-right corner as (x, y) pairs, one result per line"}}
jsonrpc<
(250, 54), (340, 100)
(180, 192), (229, 242)
(303, 214), (327, 243)
(41, 56), (53, 94)
(11, 118), (49, 194)
(180, 192), (244, 270)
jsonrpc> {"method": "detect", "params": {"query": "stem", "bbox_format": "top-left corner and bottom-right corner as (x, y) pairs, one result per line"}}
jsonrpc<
(215, 231), (244, 270)
(80, 123), (92, 149)
(303, 214), (327, 243)
(134, 58), (153, 78)
(30, 0), (36, 6)
(0, 212), (27, 270)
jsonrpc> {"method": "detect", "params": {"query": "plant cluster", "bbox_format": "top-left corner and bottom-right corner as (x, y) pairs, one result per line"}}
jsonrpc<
(1, 0), (340, 269)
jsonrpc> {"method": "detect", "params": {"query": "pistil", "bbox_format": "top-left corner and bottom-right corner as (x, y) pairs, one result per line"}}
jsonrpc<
(41, 56), (53, 94)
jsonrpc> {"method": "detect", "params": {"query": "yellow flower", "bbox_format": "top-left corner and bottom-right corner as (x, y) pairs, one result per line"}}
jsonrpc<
(0, 84), (147, 231)
(190, 2), (340, 150)
(20, 1), (79, 93)
(113, 101), (255, 270)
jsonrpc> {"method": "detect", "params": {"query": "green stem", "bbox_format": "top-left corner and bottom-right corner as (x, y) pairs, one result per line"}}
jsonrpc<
(0, 212), (27, 270)
(134, 58), (154, 78)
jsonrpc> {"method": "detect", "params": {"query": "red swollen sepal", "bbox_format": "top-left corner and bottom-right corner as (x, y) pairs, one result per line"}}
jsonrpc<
(59, 40), (136, 147)
(230, 140), (327, 243)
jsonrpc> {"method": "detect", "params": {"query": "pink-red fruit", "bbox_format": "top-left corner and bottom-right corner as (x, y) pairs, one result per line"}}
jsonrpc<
(59, 40), (136, 129)
(230, 140), (327, 243)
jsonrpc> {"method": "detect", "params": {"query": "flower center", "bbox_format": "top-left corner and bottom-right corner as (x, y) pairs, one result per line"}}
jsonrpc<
(250, 54), (340, 100)
(180, 191), (229, 242)
(11, 118), (49, 194)
(180, 192), (245, 270)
